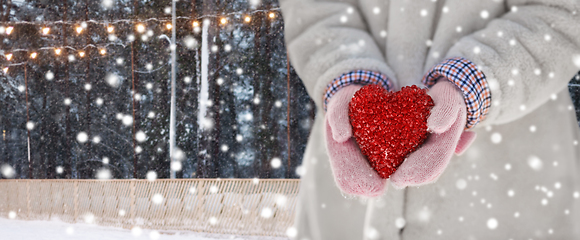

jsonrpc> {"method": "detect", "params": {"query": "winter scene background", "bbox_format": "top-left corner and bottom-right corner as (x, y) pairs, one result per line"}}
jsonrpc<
(0, 0), (314, 181)
(1, 0), (580, 239)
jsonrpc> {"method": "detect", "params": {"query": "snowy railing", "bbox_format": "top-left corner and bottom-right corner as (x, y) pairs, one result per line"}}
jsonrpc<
(0, 179), (300, 237)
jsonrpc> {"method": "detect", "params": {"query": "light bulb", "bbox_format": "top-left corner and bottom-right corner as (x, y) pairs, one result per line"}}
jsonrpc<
(76, 26), (83, 34)
(6, 26), (13, 35)
(244, 16), (251, 23)
(192, 21), (199, 27)
(269, 12), (276, 18)
(220, 18), (227, 24)
(3, 67), (8, 74)
(166, 23), (173, 30)
(30, 52), (37, 59)
(79, 51), (85, 57)
(54, 48), (62, 55)
(5, 53), (12, 61)
(107, 26), (114, 33)
(136, 24), (145, 33)
(100, 49), (107, 55)
(42, 27), (50, 35)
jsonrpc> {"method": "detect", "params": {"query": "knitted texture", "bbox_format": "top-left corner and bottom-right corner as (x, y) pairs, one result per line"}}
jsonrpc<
(423, 57), (491, 129)
(325, 85), (387, 197)
(323, 70), (393, 111)
(390, 81), (476, 188)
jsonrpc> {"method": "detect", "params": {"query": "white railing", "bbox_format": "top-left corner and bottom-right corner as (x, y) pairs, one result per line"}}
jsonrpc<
(0, 179), (300, 237)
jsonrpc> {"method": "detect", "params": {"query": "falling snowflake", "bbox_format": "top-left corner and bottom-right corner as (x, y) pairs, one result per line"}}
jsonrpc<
(573, 55), (580, 68)
(45, 71), (54, 80)
(209, 217), (218, 225)
(65, 226), (74, 235)
(1, 164), (15, 178)
(96, 168), (111, 180)
(149, 230), (160, 240)
(84, 213), (95, 224)
(271, 157), (282, 169)
(418, 207), (432, 222)
(220, 144), (229, 152)
(286, 227), (297, 238)
(260, 208), (273, 218)
(480, 10), (489, 19)
(131, 226), (142, 236)
(527, 155), (543, 171)
(77, 132), (88, 143)
(395, 217), (406, 228)
(170, 161), (182, 171)
(487, 218), (498, 229)
(151, 194), (164, 205)
(135, 131), (146, 142)
(146, 171), (157, 182)
(105, 73), (121, 88)
(172, 148), (185, 161)
(122, 115), (133, 126)
(26, 121), (35, 130)
(295, 165), (305, 176)
(507, 189), (515, 197)
(490, 132), (502, 144)
(456, 179), (467, 190)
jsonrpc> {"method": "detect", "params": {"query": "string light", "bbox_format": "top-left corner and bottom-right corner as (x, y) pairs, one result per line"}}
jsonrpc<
(30, 52), (37, 59)
(79, 51), (85, 57)
(6, 26), (13, 35)
(136, 24), (146, 33)
(220, 18), (227, 25)
(42, 27), (50, 35)
(2, 67), (8, 74)
(166, 23), (173, 30)
(192, 21), (199, 27)
(268, 12), (276, 19)
(76, 26), (83, 34)
(107, 26), (114, 33)
(54, 48), (62, 55)
(244, 16), (251, 23)
(5, 53), (13, 61)
(99, 49), (107, 55)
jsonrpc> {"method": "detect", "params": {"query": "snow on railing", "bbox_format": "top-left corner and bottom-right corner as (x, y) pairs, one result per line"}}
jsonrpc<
(0, 178), (299, 237)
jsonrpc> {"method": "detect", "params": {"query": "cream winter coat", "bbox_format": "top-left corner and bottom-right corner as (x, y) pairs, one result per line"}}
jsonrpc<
(280, 0), (580, 239)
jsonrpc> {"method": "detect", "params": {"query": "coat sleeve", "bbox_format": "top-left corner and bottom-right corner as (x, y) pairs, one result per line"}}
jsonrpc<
(444, 0), (580, 126)
(280, 0), (397, 110)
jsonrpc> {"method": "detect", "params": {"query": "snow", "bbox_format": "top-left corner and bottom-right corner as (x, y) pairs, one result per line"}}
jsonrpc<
(0, 217), (287, 240)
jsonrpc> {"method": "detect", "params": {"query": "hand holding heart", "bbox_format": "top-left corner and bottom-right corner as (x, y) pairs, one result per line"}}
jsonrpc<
(325, 80), (477, 197)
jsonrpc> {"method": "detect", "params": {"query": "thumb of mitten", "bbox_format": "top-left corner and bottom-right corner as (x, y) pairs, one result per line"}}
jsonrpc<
(327, 85), (362, 143)
(427, 81), (465, 134)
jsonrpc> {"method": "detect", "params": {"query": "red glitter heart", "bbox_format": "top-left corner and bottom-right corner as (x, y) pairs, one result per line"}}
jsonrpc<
(349, 85), (434, 179)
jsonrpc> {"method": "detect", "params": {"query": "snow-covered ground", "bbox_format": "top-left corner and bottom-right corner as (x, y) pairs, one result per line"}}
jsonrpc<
(0, 217), (287, 240)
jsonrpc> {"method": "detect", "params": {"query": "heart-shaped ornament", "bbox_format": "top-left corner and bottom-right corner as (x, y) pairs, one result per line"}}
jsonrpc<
(349, 85), (434, 179)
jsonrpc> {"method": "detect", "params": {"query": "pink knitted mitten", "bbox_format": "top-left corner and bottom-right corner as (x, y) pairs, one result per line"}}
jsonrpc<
(325, 85), (387, 197)
(390, 80), (477, 188)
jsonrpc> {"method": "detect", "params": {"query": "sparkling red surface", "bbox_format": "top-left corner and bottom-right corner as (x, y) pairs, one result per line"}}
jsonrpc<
(349, 85), (434, 179)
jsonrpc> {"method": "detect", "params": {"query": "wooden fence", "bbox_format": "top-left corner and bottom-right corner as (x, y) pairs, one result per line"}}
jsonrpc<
(0, 179), (300, 237)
